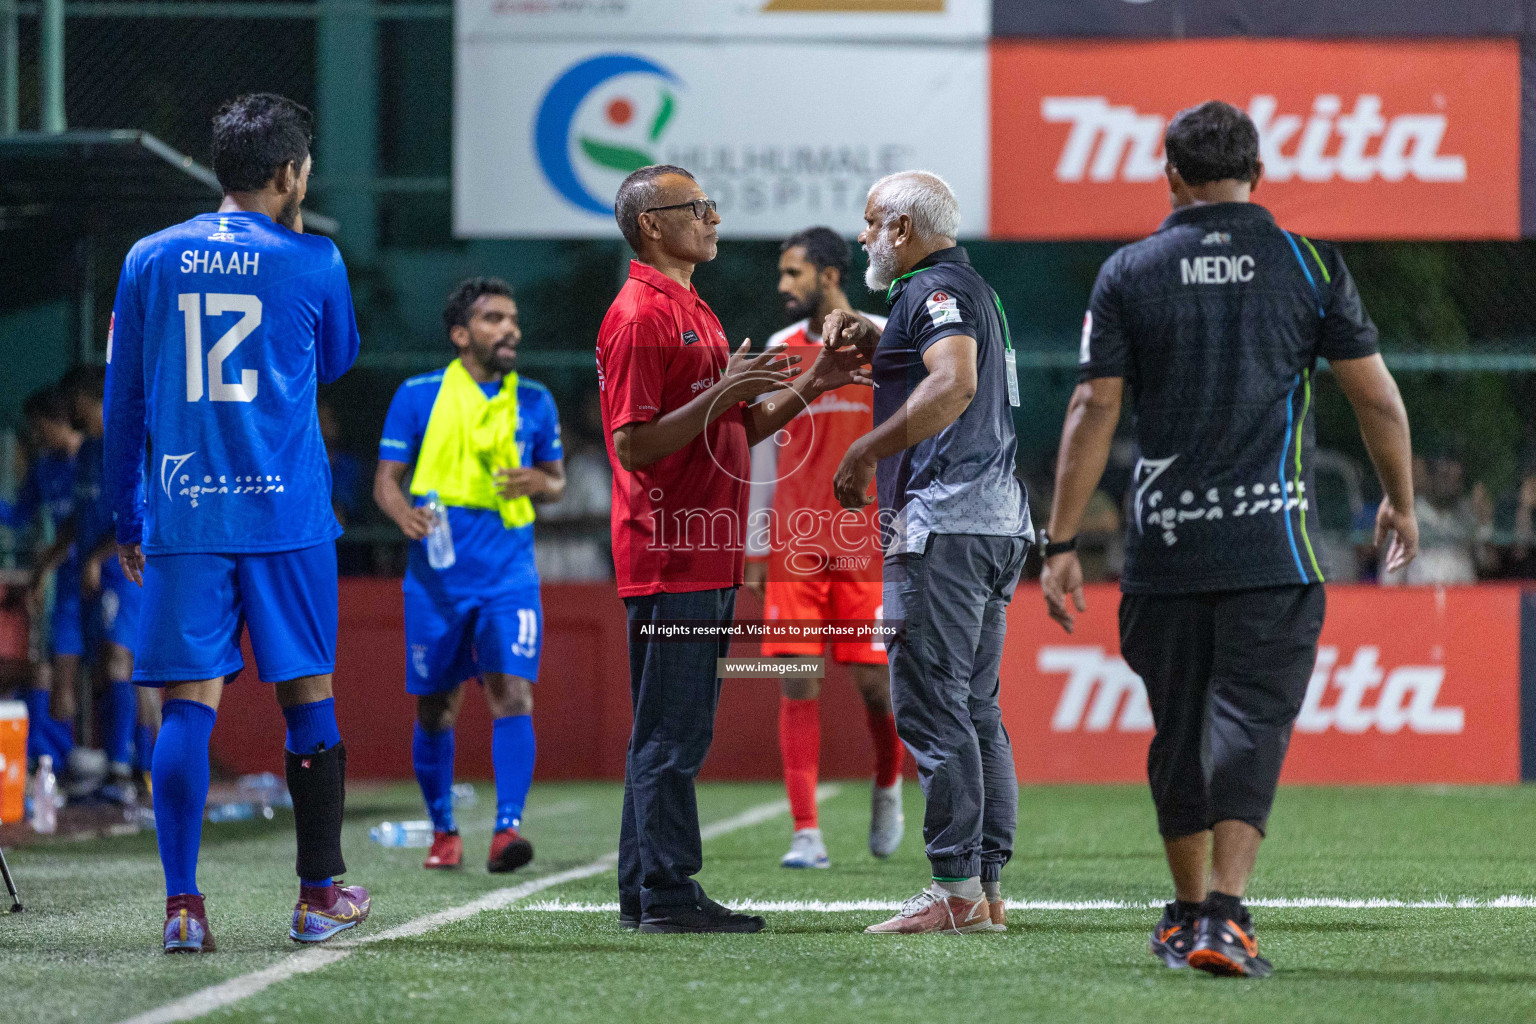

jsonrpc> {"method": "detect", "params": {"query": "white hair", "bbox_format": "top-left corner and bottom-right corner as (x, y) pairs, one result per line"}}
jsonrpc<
(867, 170), (960, 241)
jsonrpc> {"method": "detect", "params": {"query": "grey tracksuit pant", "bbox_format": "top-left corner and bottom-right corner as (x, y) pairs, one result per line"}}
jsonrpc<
(883, 533), (1029, 880)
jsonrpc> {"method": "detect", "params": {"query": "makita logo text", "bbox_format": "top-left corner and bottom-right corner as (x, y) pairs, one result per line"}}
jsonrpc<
(1042, 95), (1467, 185)
(1181, 255), (1254, 285)
(1040, 645), (1464, 735)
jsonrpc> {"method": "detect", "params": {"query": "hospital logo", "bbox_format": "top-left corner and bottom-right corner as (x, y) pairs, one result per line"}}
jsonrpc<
(533, 52), (683, 216)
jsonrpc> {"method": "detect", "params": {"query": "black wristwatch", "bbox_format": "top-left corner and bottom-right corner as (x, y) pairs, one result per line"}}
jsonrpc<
(1040, 532), (1078, 557)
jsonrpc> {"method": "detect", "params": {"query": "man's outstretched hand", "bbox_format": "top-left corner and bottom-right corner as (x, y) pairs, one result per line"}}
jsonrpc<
(821, 310), (881, 359)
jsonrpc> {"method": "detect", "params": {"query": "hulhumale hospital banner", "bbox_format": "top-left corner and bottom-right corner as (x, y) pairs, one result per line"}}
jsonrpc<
(456, 0), (990, 42)
(454, 42), (988, 238)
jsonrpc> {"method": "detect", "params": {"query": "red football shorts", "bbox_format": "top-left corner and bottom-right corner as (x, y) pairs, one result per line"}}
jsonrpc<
(762, 574), (886, 665)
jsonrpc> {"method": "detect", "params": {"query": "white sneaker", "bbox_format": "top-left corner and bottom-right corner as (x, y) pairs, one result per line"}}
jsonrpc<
(781, 828), (830, 869)
(869, 779), (904, 859)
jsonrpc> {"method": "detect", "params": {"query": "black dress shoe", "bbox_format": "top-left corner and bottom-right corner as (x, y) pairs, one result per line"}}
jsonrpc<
(619, 896), (641, 930)
(637, 896), (765, 934)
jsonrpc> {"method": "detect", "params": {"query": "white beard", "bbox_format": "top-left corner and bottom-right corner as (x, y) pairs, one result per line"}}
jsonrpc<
(864, 232), (899, 292)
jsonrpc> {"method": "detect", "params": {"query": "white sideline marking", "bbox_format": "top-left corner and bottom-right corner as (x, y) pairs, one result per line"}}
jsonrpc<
(115, 784), (839, 1024)
(516, 895), (1536, 913)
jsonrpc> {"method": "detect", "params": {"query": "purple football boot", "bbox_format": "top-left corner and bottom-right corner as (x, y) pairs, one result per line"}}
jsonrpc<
(163, 893), (216, 954)
(289, 883), (371, 943)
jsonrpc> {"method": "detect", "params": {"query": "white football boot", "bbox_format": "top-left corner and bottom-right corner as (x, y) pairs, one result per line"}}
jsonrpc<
(780, 828), (830, 869)
(869, 778), (905, 859)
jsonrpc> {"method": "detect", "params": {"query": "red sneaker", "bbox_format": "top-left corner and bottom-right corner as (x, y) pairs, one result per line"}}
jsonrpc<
(487, 827), (534, 874)
(424, 831), (463, 870)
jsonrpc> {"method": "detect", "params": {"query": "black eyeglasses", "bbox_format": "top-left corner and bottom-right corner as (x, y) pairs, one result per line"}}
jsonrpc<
(643, 198), (717, 220)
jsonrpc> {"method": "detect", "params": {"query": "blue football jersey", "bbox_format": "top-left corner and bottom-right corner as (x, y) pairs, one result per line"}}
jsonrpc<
(1, 451), (75, 532)
(379, 372), (563, 594)
(104, 211), (361, 554)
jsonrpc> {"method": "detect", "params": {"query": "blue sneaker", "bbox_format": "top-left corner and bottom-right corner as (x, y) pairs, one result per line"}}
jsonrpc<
(163, 893), (215, 953)
(290, 883), (371, 943)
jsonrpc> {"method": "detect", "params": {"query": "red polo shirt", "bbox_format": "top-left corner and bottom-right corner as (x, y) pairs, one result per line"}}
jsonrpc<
(596, 260), (750, 597)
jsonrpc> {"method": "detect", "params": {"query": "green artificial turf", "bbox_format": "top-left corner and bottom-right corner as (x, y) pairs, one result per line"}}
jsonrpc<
(6, 782), (1536, 1024)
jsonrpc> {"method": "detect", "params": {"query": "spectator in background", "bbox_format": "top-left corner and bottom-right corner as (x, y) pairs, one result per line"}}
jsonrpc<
(1487, 457), (1536, 579)
(319, 399), (364, 528)
(1380, 450), (1493, 585)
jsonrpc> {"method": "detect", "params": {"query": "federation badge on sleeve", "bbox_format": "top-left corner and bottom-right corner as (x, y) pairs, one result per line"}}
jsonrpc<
(925, 290), (962, 327)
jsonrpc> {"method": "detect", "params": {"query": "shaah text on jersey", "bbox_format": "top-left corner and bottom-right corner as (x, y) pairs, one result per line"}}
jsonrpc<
(180, 250), (260, 276)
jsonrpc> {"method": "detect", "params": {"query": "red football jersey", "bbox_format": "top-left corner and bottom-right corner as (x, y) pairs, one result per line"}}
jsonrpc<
(597, 261), (750, 597)
(748, 315), (887, 582)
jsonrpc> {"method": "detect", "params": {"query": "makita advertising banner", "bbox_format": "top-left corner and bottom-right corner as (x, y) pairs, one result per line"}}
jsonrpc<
(1002, 585), (1522, 785)
(992, 0), (1527, 39)
(455, 42), (988, 238)
(989, 39), (1522, 241)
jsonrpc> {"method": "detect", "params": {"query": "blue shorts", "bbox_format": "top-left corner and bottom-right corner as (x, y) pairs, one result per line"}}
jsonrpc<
(403, 579), (543, 695)
(50, 578), (84, 658)
(133, 543), (338, 685)
(95, 559), (143, 651)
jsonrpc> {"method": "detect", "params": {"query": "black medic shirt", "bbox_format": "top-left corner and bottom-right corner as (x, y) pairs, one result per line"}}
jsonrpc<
(1080, 201), (1378, 594)
(872, 246), (1031, 555)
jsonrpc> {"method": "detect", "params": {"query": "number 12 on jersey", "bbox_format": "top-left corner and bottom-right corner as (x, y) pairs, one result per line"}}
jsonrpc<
(178, 292), (261, 403)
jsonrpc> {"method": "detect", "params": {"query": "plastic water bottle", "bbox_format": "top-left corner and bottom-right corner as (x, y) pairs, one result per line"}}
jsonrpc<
(237, 772), (290, 819)
(369, 820), (434, 847)
(451, 782), (477, 808)
(207, 802), (256, 823)
(30, 755), (59, 835)
(424, 491), (456, 570)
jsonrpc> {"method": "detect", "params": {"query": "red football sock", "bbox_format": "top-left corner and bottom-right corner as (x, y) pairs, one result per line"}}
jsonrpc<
(779, 697), (820, 831)
(867, 705), (903, 788)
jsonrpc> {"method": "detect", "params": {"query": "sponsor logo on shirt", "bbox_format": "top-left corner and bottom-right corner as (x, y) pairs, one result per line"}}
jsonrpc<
(1040, 645), (1464, 736)
(681, 329), (700, 345)
(690, 375), (716, 394)
(160, 451), (285, 508)
(1201, 231), (1232, 246)
(925, 290), (962, 326)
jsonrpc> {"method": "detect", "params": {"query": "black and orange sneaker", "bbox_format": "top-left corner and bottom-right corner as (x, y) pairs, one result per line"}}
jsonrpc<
(1149, 902), (1196, 969)
(1187, 911), (1273, 978)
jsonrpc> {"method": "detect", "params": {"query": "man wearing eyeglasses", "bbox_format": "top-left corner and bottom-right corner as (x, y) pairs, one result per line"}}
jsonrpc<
(596, 164), (871, 933)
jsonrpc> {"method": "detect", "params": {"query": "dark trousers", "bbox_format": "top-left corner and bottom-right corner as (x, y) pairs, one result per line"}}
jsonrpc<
(1119, 584), (1325, 840)
(618, 587), (736, 914)
(884, 534), (1028, 881)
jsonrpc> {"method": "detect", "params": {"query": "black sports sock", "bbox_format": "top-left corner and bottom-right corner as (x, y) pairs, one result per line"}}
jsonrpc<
(286, 742), (348, 882)
(1202, 890), (1244, 922)
(1175, 899), (1203, 921)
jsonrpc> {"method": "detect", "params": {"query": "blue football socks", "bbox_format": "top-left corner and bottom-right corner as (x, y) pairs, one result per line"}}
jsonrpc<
(20, 687), (53, 763)
(134, 723), (156, 774)
(153, 699), (217, 897)
(104, 680), (137, 767)
(282, 698), (341, 755)
(491, 714), (535, 832)
(49, 714), (74, 767)
(412, 722), (457, 833)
